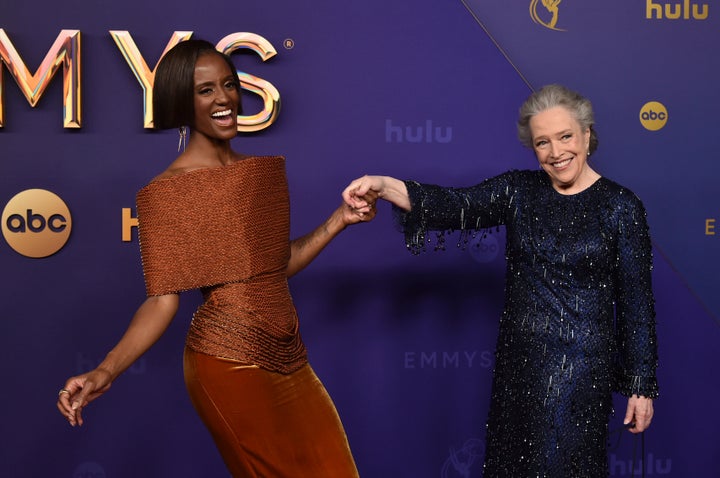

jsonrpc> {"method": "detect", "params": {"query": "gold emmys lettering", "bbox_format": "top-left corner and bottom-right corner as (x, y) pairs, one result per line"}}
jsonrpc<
(0, 29), (280, 131)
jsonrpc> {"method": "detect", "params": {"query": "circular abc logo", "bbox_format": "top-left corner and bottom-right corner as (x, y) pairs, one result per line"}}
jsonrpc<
(639, 101), (668, 131)
(1, 189), (72, 258)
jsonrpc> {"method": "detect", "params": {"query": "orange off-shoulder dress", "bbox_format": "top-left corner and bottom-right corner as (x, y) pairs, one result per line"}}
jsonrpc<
(136, 156), (358, 477)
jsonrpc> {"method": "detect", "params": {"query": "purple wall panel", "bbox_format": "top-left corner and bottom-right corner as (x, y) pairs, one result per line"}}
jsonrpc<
(1, 0), (717, 476)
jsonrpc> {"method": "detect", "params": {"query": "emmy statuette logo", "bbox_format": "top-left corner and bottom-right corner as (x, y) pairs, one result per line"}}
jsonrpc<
(529, 0), (565, 31)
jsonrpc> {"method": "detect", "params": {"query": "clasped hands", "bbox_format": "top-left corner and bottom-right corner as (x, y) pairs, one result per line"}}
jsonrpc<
(343, 174), (390, 217)
(343, 175), (382, 222)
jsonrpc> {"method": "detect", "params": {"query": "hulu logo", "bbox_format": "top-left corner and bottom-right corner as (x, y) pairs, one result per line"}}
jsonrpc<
(385, 119), (452, 144)
(646, 0), (709, 20)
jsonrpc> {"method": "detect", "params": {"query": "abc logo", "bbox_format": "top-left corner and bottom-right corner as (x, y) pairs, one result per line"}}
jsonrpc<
(639, 101), (668, 131)
(1, 189), (72, 258)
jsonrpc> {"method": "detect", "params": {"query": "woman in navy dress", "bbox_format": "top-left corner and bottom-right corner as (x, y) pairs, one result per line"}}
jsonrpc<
(343, 84), (658, 477)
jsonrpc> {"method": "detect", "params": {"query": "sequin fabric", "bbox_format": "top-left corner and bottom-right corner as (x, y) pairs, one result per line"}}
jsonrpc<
(136, 156), (307, 374)
(397, 170), (659, 477)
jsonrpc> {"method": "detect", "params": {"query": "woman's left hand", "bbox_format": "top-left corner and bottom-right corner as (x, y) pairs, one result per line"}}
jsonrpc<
(341, 188), (378, 226)
(343, 201), (376, 225)
(624, 394), (654, 433)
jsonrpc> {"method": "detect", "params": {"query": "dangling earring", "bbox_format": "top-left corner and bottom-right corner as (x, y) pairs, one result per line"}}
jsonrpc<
(177, 126), (187, 152)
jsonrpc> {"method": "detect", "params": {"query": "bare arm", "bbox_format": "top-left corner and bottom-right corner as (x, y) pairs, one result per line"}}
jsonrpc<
(287, 201), (375, 277)
(342, 175), (410, 211)
(57, 293), (179, 426)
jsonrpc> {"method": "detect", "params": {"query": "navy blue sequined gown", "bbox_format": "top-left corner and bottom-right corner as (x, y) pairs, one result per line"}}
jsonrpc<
(397, 170), (659, 477)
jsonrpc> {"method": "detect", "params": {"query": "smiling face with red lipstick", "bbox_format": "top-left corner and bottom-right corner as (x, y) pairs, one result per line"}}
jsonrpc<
(529, 105), (599, 195)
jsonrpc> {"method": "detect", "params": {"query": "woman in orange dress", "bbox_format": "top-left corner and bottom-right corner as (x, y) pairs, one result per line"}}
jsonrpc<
(56, 39), (372, 477)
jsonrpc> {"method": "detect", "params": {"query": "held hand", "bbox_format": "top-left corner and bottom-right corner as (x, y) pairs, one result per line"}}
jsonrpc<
(624, 394), (654, 434)
(338, 192), (378, 227)
(343, 174), (411, 211)
(56, 368), (113, 427)
(342, 175), (386, 211)
(285, 195), (378, 277)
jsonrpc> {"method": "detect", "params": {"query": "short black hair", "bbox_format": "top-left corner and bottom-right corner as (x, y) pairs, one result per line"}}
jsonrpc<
(152, 39), (241, 130)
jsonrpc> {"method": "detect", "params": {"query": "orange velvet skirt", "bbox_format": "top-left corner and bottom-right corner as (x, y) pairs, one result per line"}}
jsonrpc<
(183, 347), (359, 478)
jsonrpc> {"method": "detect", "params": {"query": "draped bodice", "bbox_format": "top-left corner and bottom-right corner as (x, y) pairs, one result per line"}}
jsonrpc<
(135, 156), (307, 373)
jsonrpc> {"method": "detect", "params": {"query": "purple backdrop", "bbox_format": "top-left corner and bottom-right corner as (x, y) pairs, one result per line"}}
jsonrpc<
(1, 0), (718, 476)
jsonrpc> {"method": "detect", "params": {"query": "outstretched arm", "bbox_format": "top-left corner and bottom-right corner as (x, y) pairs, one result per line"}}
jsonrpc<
(343, 175), (410, 211)
(287, 200), (376, 277)
(56, 293), (179, 426)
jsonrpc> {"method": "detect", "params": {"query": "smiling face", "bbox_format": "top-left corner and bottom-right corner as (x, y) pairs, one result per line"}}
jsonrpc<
(530, 106), (594, 194)
(191, 52), (240, 142)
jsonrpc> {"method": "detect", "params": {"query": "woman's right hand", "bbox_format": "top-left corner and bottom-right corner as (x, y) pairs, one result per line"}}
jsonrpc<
(55, 295), (180, 427)
(57, 368), (113, 427)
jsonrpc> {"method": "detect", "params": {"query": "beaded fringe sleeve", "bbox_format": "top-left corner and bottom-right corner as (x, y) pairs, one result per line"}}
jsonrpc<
(135, 156), (307, 373)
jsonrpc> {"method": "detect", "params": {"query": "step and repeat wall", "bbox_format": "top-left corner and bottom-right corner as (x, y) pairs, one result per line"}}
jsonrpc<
(1, 1), (717, 476)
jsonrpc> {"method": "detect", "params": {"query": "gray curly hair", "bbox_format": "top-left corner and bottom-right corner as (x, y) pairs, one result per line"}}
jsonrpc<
(517, 84), (598, 155)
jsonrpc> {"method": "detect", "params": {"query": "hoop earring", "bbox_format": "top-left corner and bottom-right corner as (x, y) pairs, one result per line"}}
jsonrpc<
(177, 126), (187, 152)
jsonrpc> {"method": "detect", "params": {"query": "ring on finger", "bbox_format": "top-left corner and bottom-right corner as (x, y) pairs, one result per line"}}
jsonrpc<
(58, 388), (70, 397)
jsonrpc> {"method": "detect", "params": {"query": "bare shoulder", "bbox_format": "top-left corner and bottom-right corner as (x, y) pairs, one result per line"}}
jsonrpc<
(153, 154), (208, 180)
(152, 151), (252, 181)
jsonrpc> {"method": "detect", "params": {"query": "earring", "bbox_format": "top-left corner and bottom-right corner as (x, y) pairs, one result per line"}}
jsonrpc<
(177, 126), (187, 152)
